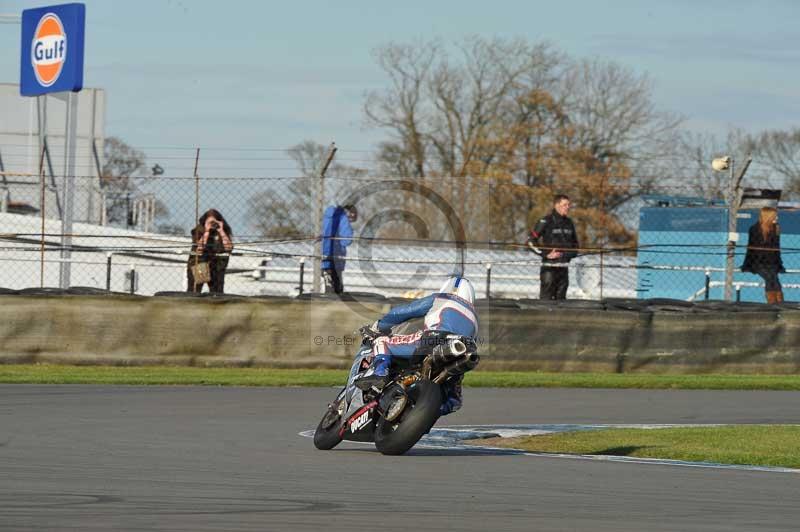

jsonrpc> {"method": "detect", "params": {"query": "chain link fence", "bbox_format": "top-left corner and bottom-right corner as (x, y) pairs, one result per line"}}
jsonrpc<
(1, 146), (798, 303)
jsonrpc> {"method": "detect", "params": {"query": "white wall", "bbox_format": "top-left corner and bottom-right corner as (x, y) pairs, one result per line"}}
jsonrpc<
(0, 83), (105, 224)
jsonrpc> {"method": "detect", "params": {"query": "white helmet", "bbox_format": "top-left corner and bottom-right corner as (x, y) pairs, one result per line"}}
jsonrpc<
(438, 275), (475, 305)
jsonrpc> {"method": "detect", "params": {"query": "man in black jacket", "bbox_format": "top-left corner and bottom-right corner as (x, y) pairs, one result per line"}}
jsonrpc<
(527, 194), (579, 300)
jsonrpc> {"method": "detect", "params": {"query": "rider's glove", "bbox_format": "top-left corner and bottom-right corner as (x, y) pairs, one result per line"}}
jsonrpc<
(358, 321), (386, 342)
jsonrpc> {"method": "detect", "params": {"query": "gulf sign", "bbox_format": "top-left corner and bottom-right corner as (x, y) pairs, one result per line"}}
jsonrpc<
(20, 3), (85, 96)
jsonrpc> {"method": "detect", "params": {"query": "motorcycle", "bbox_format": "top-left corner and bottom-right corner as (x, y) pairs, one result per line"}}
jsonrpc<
(313, 330), (480, 455)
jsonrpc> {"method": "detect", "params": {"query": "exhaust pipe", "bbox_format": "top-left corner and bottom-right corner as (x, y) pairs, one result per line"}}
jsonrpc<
(430, 338), (468, 365)
(445, 352), (480, 377)
(433, 353), (480, 383)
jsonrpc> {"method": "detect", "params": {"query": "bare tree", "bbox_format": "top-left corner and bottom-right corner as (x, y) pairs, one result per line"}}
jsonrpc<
(676, 129), (773, 200)
(751, 128), (800, 198)
(101, 137), (169, 227)
(365, 41), (439, 178)
(363, 37), (683, 246)
(102, 137), (146, 188)
(559, 59), (684, 210)
(366, 37), (564, 179)
(246, 140), (366, 238)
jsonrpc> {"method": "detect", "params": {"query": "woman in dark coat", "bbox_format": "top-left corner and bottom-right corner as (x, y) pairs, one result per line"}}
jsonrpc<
(741, 206), (784, 304)
(187, 209), (234, 293)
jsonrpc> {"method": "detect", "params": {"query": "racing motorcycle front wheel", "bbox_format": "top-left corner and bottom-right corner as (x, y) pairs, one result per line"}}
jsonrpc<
(313, 401), (344, 450)
(374, 379), (442, 455)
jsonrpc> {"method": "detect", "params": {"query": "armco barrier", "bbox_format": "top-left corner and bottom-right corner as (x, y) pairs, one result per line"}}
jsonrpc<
(0, 293), (799, 373)
(0, 293), (383, 368)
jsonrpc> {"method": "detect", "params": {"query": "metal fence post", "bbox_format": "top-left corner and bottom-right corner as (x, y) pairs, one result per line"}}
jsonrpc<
(39, 145), (47, 288)
(313, 143), (337, 293)
(724, 156), (752, 301)
(106, 252), (112, 291)
(704, 269), (710, 301)
(129, 265), (135, 295)
(485, 263), (492, 299)
(193, 148), (200, 224)
(600, 170), (608, 300)
(298, 257), (305, 295)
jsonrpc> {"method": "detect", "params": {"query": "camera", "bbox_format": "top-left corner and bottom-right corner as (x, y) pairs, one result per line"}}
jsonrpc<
(209, 221), (220, 232)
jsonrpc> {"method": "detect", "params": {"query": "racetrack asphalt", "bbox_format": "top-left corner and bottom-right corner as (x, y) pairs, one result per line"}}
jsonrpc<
(1, 385), (799, 531)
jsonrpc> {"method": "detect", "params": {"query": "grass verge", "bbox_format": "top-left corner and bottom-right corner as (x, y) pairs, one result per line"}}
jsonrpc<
(0, 365), (349, 386)
(2, 365), (800, 389)
(474, 425), (800, 469)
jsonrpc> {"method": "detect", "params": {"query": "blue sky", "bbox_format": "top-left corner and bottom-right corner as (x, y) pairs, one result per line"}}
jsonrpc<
(2, 0), (798, 155)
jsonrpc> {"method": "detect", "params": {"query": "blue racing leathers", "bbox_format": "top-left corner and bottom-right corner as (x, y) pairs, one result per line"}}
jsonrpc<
(367, 292), (478, 415)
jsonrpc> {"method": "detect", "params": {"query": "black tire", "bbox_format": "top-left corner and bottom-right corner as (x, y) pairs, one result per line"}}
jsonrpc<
(374, 379), (442, 456)
(313, 405), (344, 450)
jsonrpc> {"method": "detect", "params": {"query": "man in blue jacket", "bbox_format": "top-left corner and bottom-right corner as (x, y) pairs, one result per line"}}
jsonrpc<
(321, 204), (357, 294)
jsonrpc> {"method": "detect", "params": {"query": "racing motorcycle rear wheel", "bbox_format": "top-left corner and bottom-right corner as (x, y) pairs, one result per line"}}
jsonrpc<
(374, 379), (442, 455)
(313, 403), (344, 450)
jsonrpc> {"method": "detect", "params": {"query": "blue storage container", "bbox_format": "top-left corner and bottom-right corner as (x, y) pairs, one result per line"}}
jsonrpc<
(637, 204), (800, 301)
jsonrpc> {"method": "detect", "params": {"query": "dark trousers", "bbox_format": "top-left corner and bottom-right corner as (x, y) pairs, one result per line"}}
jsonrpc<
(187, 259), (227, 294)
(540, 266), (569, 300)
(323, 268), (343, 294)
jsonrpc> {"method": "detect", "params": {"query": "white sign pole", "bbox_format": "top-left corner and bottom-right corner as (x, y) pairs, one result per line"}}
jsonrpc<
(56, 90), (78, 288)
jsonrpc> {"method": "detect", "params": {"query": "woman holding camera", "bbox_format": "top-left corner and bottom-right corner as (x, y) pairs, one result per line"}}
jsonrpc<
(187, 209), (234, 293)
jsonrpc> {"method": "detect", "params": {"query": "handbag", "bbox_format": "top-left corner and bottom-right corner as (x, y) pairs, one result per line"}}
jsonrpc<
(191, 261), (211, 284)
(191, 240), (212, 286)
(190, 225), (212, 286)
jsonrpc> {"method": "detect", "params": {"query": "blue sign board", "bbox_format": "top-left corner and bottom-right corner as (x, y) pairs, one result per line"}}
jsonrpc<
(20, 3), (85, 96)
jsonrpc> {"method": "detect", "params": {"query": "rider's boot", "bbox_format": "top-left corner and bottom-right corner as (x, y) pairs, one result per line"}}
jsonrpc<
(439, 376), (463, 416)
(440, 395), (462, 416)
(354, 355), (391, 390)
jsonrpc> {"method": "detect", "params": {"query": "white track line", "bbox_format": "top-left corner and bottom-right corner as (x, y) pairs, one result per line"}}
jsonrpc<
(301, 424), (800, 474)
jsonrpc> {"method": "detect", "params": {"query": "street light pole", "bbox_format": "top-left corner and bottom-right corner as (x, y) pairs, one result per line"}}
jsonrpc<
(721, 155), (752, 301)
(312, 142), (337, 293)
(724, 158), (736, 301)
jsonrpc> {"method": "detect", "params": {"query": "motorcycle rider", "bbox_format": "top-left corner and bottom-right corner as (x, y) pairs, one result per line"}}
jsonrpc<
(355, 275), (478, 416)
